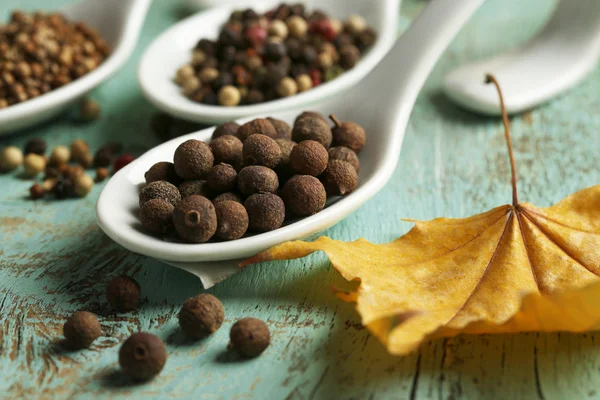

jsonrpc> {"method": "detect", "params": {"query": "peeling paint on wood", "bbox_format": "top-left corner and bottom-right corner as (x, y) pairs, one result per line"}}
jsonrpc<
(1, 0), (600, 398)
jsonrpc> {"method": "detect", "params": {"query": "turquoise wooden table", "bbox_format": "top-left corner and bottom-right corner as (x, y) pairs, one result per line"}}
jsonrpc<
(2, 0), (600, 398)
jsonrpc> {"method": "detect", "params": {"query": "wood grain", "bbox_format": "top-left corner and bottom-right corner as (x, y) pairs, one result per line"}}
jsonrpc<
(2, 0), (600, 398)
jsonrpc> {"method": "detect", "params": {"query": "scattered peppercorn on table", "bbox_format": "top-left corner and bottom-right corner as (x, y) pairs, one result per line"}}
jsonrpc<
(2, 1), (600, 398)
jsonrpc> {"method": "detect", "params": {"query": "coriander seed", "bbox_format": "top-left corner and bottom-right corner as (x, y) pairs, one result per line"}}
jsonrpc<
(106, 276), (141, 312)
(0, 146), (23, 172)
(63, 311), (102, 350)
(282, 175), (326, 217)
(172, 195), (217, 243)
(215, 200), (249, 240)
(140, 199), (175, 234)
(237, 166), (279, 196)
(119, 332), (167, 382)
(179, 294), (225, 339)
(229, 318), (270, 358)
(244, 193), (285, 232)
(290, 140), (328, 176)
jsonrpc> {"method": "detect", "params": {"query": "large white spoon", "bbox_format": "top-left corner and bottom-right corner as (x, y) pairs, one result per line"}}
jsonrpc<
(137, 0), (400, 124)
(0, 0), (151, 135)
(97, 0), (483, 271)
(444, 0), (600, 115)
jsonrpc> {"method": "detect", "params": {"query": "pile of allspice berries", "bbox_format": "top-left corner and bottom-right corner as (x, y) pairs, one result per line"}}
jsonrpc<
(63, 275), (270, 382)
(138, 110), (364, 242)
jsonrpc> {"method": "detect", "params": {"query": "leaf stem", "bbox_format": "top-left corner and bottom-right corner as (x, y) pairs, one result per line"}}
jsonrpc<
(485, 74), (518, 206)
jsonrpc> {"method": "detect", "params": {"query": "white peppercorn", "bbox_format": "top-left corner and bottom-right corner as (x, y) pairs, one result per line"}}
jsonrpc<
(345, 15), (367, 35)
(23, 153), (46, 177)
(0, 146), (24, 172)
(183, 77), (201, 96)
(296, 74), (313, 92)
(276, 77), (298, 97)
(199, 67), (219, 83)
(176, 64), (195, 84)
(74, 174), (94, 197)
(49, 145), (71, 166)
(287, 16), (308, 38)
(268, 20), (288, 39)
(218, 85), (241, 106)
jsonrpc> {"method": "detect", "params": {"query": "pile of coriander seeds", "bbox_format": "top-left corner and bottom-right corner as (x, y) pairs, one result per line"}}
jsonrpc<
(0, 11), (110, 108)
(139, 111), (364, 242)
(175, 3), (376, 106)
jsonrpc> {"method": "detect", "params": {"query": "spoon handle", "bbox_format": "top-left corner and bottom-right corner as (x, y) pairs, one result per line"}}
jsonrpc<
(367, 0), (483, 126)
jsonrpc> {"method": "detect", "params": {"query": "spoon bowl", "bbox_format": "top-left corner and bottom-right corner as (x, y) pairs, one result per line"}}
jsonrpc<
(97, 0), (484, 264)
(137, 0), (399, 124)
(0, 0), (151, 135)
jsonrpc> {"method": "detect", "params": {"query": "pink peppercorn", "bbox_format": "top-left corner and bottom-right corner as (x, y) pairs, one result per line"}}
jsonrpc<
(309, 69), (322, 87)
(245, 26), (267, 48)
(113, 154), (135, 173)
(310, 20), (337, 41)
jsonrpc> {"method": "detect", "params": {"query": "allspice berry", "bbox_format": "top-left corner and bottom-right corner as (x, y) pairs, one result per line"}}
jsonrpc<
(0, 146), (24, 172)
(172, 195), (217, 243)
(215, 200), (249, 240)
(330, 115), (366, 153)
(106, 276), (141, 312)
(212, 122), (240, 140)
(63, 311), (102, 350)
(209, 135), (243, 169)
(178, 180), (214, 199)
(237, 118), (277, 142)
(139, 181), (181, 207)
(320, 160), (358, 196)
(207, 163), (237, 193)
(282, 175), (326, 217)
(242, 134), (281, 168)
(174, 139), (214, 179)
(229, 318), (270, 358)
(267, 117), (292, 140)
(145, 162), (180, 185)
(328, 146), (360, 172)
(179, 294), (225, 339)
(213, 192), (242, 204)
(237, 166), (279, 196)
(275, 139), (296, 167)
(292, 115), (332, 148)
(244, 193), (285, 232)
(140, 199), (175, 234)
(290, 140), (328, 176)
(294, 111), (327, 125)
(119, 332), (167, 382)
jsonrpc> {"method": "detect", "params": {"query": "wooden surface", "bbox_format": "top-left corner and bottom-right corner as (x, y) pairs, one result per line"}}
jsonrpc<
(1, 0), (599, 398)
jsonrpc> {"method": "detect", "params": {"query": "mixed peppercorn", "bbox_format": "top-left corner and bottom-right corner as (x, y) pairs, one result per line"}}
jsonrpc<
(138, 111), (364, 242)
(0, 11), (110, 108)
(175, 4), (376, 106)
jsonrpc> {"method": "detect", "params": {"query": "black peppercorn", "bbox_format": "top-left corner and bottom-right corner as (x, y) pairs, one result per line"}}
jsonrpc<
(106, 276), (141, 312)
(52, 177), (74, 199)
(242, 134), (281, 168)
(282, 175), (326, 217)
(355, 28), (377, 51)
(139, 199), (175, 235)
(286, 37), (303, 61)
(179, 294), (225, 339)
(63, 311), (102, 350)
(178, 180), (214, 199)
(219, 25), (243, 48)
(172, 195), (217, 243)
(245, 89), (264, 105)
(207, 163), (237, 193)
(139, 181), (181, 207)
(174, 139), (214, 180)
(119, 332), (167, 381)
(144, 162), (181, 185)
(93, 146), (113, 167)
(215, 200), (249, 240)
(339, 44), (360, 69)
(237, 166), (279, 196)
(196, 38), (217, 56)
(212, 71), (234, 91)
(209, 135), (243, 169)
(24, 137), (46, 155)
(302, 45), (317, 65)
(229, 318), (270, 358)
(244, 193), (285, 232)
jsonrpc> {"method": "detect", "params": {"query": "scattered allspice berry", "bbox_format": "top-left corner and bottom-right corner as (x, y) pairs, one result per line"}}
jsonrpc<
(242, 134), (281, 168)
(49, 145), (70, 166)
(145, 162), (180, 185)
(63, 311), (102, 350)
(139, 181), (181, 207)
(330, 114), (366, 153)
(172, 195), (217, 243)
(0, 146), (24, 172)
(119, 332), (167, 381)
(320, 160), (358, 196)
(282, 175), (326, 217)
(179, 180), (214, 199)
(140, 199), (175, 234)
(174, 139), (214, 179)
(209, 135), (243, 169)
(106, 276), (141, 313)
(207, 163), (237, 193)
(74, 174), (94, 197)
(178, 294), (225, 339)
(29, 183), (45, 199)
(80, 98), (101, 121)
(24, 138), (47, 155)
(237, 166), (279, 196)
(328, 146), (360, 173)
(229, 318), (270, 358)
(212, 122), (240, 140)
(214, 200), (249, 240)
(70, 140), (90, 164)
(244, 193), (286, 232)
(289, 140), (328, 176)
(292, 115), (332, 148)
(23, 153), (46, 177)
(237, 118), (277, 142)
(95, 167), (110, 182)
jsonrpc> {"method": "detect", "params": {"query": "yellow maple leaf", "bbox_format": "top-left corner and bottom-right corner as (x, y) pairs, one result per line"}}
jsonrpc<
(242, 75), (600, 355)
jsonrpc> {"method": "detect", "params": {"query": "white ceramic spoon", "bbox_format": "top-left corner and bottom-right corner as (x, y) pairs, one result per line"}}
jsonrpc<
(138, 0), (399, 124)
(97, 0), (483, 283)
(0, 0), (151, 135)
(444, 0), (600, 115)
